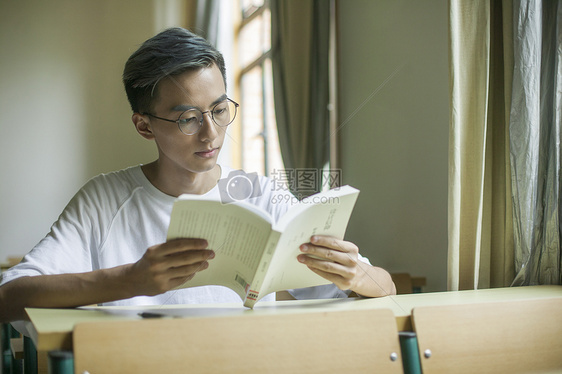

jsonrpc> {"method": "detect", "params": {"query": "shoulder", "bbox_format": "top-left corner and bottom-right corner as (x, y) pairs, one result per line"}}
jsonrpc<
(81, 166), (141, 194)
(65, 166), (146, 218)
(77, 166), (142, 202)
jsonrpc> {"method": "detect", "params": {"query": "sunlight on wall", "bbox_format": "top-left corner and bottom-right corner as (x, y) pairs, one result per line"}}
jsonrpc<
(154, 0), (188, 33)
(0, 0), (178, 262)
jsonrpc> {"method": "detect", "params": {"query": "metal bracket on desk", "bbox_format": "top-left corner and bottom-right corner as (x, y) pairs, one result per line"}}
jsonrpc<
(2, 324), (23, 374)
(23, 336), (37, 374)
(22, 335), (73, 374)
(399, 331), (422, 374)
(48, 351), (74, 374)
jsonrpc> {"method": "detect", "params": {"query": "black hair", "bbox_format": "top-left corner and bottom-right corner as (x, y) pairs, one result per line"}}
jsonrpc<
(122, 27), (226, 113)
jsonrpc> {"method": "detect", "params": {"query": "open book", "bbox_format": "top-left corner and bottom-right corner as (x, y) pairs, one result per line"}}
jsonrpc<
(167, 185), (360, 308)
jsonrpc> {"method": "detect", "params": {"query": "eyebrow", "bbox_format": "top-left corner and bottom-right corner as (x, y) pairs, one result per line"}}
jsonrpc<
(170, 94), (228, 112)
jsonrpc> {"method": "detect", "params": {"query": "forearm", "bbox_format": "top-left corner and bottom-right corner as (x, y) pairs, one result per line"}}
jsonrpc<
(0, 265), (137, 322)
(351, 262), (396, 298)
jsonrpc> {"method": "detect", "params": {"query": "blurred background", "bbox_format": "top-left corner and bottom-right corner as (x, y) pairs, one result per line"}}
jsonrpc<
(0, 0), (448, 292)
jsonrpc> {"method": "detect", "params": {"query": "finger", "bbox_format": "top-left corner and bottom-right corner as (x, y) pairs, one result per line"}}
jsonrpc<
(309, 236), (358, 254)
(298, 254), (357, 280)
(299, 244), (357, 266)
(169, 260), (210, 278)
(149, 259), (211, 292)
(150, 238), (209, 258)
(166, 238), (209, 251)
(307, 266), (355, 290)
(164, 249), (215, 267)
(163, 261), (211, 288)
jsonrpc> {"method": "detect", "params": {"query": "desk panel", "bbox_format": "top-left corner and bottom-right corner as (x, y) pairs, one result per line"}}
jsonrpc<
(26, 285), (562, 353)
(24, 285), (562, 374)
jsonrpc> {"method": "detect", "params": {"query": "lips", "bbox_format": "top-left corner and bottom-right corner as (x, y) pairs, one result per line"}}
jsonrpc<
(195, 147), (219, 158)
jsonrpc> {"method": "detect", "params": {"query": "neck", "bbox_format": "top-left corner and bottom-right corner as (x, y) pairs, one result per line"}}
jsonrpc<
(141, 161), (221, 197)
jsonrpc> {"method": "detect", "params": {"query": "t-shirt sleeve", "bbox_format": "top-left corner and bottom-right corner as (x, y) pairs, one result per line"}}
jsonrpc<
(0, 183), (99, 287)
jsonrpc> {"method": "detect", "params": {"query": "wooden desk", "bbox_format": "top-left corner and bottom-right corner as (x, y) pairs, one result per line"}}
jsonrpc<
(0, 257), (22, 272)
(25, 285), (562, 373)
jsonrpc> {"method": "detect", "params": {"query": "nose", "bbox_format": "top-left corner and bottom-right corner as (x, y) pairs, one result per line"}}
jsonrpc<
(198, 111), (219, 142)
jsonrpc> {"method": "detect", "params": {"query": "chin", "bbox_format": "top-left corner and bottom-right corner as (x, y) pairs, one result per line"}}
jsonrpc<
(191, 159), (218, 174)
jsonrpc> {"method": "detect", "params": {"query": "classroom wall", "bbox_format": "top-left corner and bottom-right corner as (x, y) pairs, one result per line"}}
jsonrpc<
(337, 0), (449, 292)
(0, 0), (188, 262)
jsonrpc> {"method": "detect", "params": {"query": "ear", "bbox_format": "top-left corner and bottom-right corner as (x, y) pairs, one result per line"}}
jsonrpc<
(132, 113), (154, 140)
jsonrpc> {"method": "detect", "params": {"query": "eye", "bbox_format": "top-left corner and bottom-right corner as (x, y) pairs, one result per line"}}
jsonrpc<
(178, 110), (200, 124)
(178, 117), (197, 125)
(212, 103), (229, 116)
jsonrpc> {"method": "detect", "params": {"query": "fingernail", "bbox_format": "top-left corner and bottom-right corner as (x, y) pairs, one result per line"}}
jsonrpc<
(297, 255), (306, 263)
(208, 251), (215, 259)
(300, 244), (309, 252)
(311, 236), (318, 243)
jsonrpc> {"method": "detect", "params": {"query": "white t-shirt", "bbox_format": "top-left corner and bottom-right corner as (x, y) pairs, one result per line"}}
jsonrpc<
(1, 165), (354, 307)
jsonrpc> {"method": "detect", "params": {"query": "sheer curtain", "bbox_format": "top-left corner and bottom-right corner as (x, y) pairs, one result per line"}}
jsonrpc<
(510, 0), (562, 285)
(448, 0), (561, 290)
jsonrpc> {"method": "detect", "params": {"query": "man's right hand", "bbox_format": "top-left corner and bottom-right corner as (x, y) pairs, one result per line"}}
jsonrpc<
(127, 238), (215, 296)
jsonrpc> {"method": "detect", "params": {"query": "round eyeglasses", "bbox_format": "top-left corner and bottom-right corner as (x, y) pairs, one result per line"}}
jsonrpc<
(143, 98), (239, 135)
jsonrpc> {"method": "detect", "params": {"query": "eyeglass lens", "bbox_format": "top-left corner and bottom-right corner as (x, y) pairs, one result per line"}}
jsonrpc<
(177, 100), (237, 135)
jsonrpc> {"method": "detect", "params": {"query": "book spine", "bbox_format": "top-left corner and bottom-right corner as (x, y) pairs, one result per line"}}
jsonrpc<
(243, 230), (281, 307)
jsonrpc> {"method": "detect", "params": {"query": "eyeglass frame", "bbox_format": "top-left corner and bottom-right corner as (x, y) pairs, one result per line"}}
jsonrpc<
(141, 98), (239, 135)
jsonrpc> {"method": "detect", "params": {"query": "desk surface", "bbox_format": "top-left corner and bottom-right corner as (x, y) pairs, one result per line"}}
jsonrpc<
(26, 285), (562, 352)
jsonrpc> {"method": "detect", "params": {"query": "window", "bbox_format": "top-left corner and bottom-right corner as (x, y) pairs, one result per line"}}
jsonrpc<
(234, 0), (284, 177)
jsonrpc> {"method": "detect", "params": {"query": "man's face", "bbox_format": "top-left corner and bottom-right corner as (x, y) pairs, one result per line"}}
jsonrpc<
(147, 64), (227, 175)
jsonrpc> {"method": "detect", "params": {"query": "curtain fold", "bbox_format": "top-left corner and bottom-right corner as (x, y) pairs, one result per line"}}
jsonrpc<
(448, 0), (515, 290)
(270, 0), (331, 197)
(449, 0), (490, 290)
(449, 0), (561, 290)
(188, 0), (220, 47)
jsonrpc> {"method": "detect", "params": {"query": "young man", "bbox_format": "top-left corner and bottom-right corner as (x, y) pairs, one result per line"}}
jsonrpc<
(0, 28), (395, 325)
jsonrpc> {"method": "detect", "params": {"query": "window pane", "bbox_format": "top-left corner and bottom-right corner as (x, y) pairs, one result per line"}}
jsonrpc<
(236, 2), (283, 179)
(263, 58), (283, 176)
(241, 66), (264, 174)
(262, 8), (271, 52)
(238, 9), (271, 68)
(241, 0), (265, 18)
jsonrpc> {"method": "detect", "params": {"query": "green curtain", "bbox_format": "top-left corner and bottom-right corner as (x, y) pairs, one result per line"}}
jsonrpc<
(193, 0), (220, 46)
(270, 0), (331, 197)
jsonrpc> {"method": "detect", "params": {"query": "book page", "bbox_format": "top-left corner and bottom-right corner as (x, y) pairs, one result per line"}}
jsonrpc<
(167, 199), (273, 300)
(259, 186), (360, 296)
